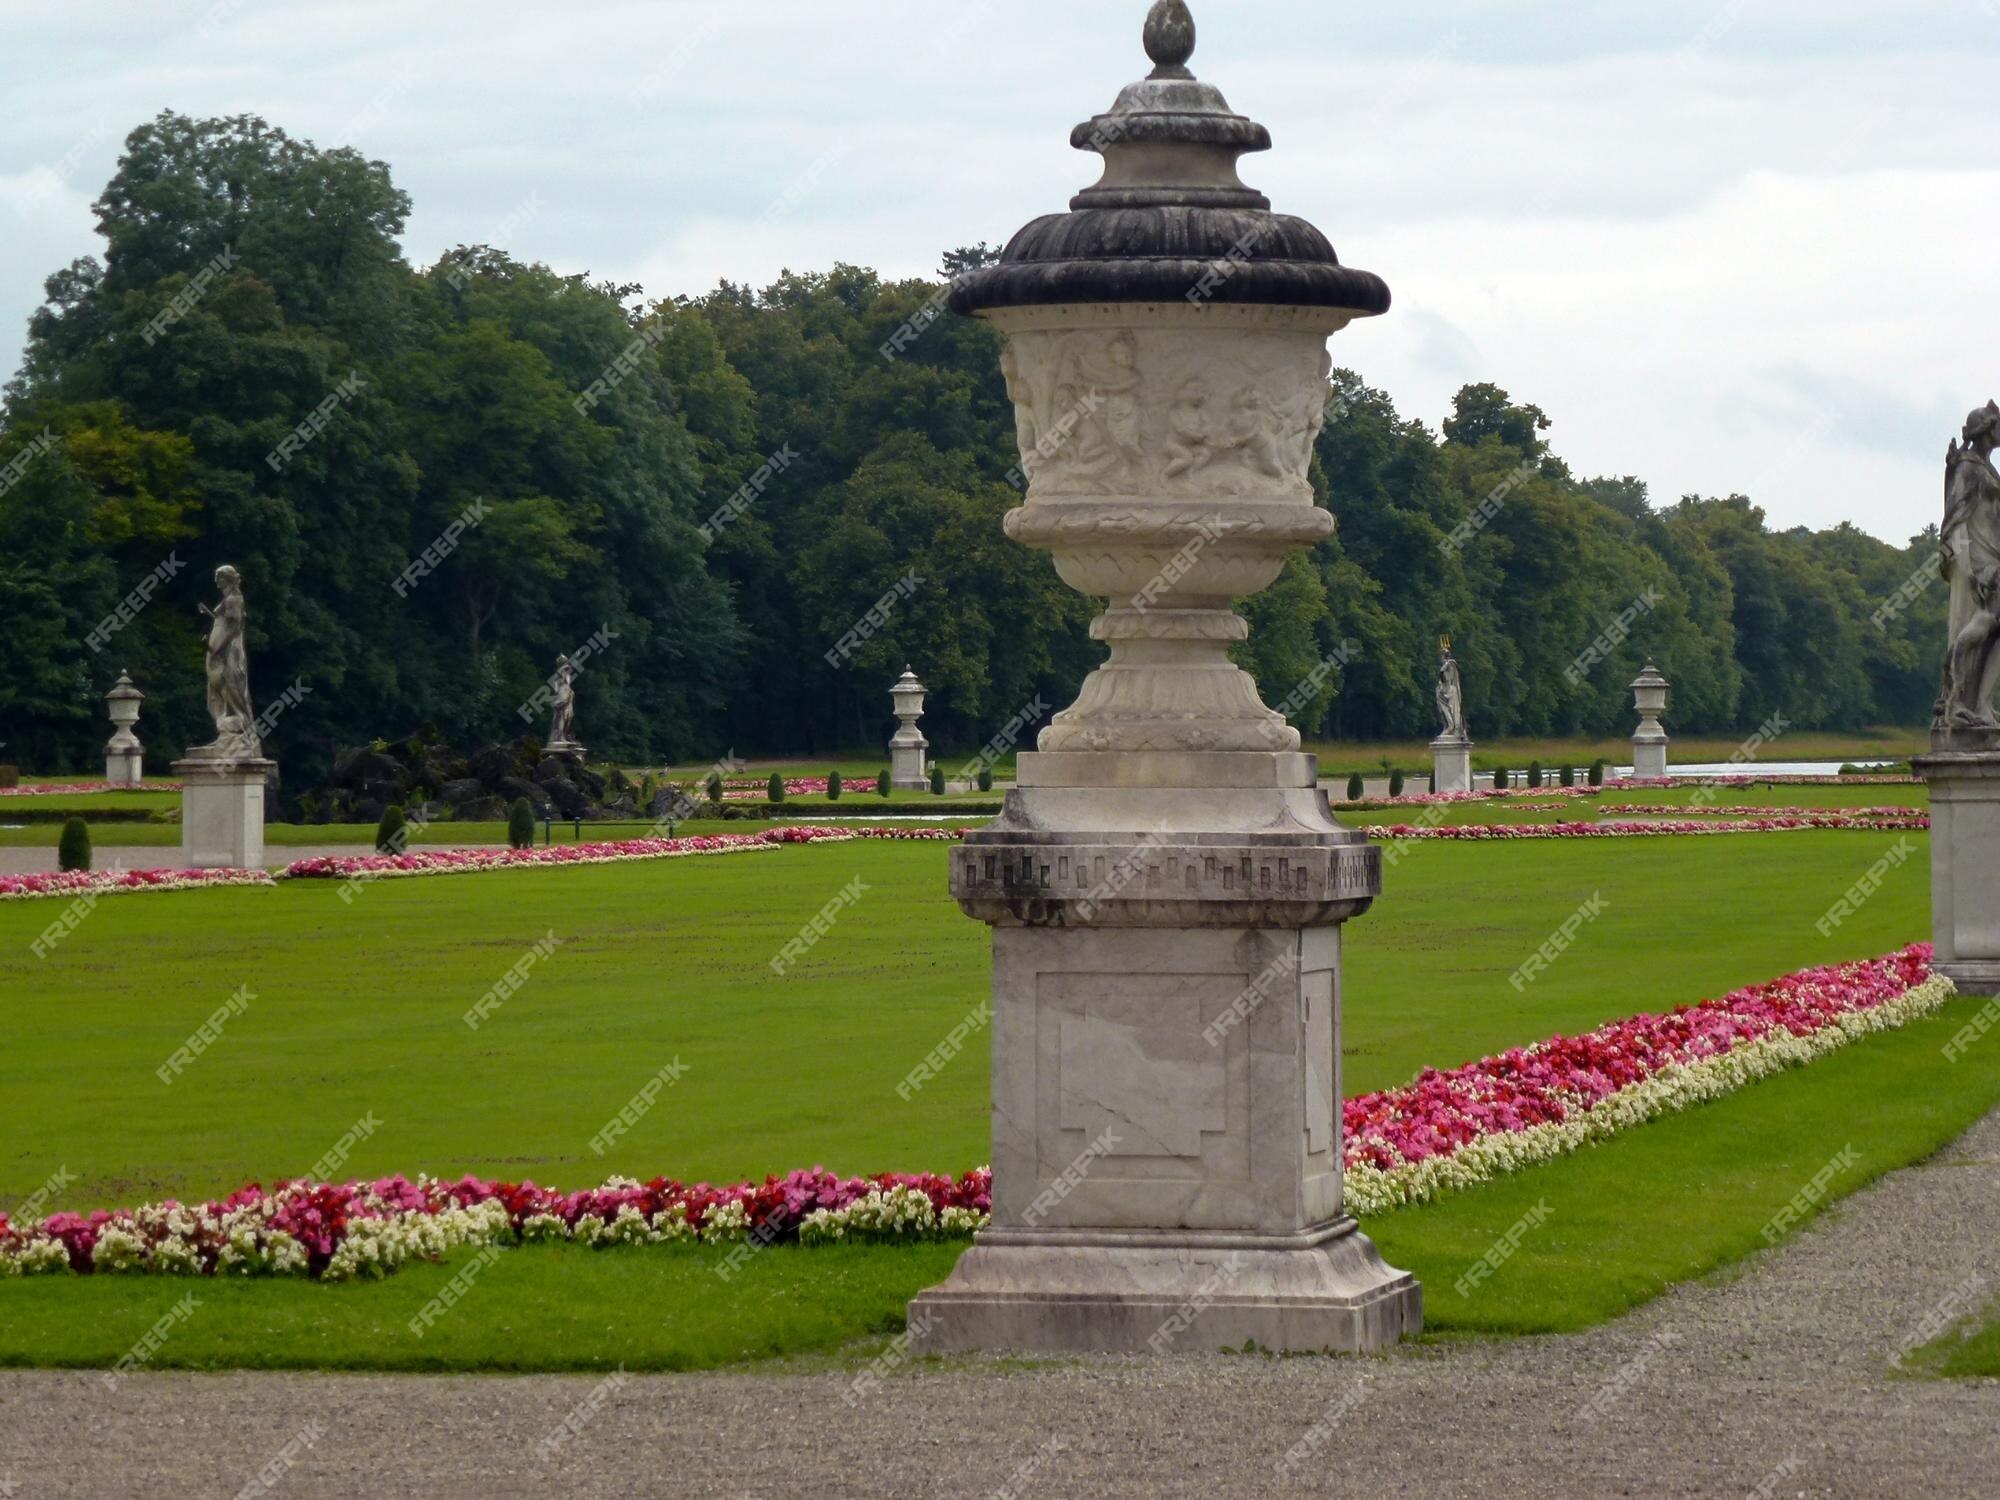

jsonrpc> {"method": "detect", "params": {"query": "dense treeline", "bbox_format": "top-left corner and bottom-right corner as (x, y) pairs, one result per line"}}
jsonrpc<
(0, 114), (1946, 781)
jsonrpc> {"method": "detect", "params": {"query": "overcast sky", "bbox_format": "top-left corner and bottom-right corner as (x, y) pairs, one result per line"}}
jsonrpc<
(6, 0), (1998, 542)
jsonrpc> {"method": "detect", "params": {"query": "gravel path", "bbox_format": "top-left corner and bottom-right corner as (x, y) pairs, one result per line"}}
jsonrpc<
(4, 1111), (1997, 1499)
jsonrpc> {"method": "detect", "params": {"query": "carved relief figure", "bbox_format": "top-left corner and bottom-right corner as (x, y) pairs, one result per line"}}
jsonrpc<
(1163, 379), (1215, 479)
(1225, 388), (1288, 478)
(194, 565), (260, 760)
(999, 341), (1041, 465)
(1937, 400), (2000, 732)
(1054, 330), (1144, 485)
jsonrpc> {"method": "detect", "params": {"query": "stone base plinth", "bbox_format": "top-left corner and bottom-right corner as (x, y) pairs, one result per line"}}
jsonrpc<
(1430, 737), (1472, 795)
(1915, 748), (2000, 996)
(105, 750), (143, 786)
(1632, 735), (1668, 780)
(173, 758), (274, 869)
(910, 1221), (1420, 1355)
(890, 743), (929, 792)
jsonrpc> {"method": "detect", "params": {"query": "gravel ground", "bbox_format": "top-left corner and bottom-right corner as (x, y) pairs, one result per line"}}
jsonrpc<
(3, 1111), (1997, 1499)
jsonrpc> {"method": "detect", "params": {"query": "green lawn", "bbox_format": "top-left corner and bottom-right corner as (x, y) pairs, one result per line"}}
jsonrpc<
(1896, 1292), (2000, 1379)
(0, 824), (1957, 1369)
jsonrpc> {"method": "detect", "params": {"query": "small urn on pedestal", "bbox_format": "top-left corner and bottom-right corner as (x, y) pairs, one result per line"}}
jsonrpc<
(1914, 399), (2000, 996)
(888, 667), (930, 791)
(1630, 661), (1670, 780)
(104, 671), (145, 786)
(908, 1), (1419, 1355)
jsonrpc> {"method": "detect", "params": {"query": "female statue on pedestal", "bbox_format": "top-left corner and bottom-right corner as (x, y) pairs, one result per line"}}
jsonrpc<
(1937, 401), (2000, 734)
(193, 565), (260, 760)
(548, 654), (579, 748)
(1435, 639), (1467, 741)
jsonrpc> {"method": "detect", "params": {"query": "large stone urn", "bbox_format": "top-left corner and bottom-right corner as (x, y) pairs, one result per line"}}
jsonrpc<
(908, 1), (1420, 1355)
(104, 671), (145, 785)
(888, 667), (930, 790)
(1630, 661), (1670, 780)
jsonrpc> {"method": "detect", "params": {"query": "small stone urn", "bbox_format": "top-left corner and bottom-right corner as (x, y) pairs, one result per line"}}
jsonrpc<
(104, 671), (145, 785)
(888, 667), (930, 790)
(1630, 661), (1670, 779)
(909, 0), (1420, 1356)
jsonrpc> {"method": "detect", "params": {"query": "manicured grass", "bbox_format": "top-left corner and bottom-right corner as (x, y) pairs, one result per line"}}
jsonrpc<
(0, 1241), (963, 1374)
(1371, 1000), (2000, 1335)
(0, 823), (1950, 1370)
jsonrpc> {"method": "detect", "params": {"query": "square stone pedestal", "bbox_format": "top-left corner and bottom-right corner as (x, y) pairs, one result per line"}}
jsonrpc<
(1632, 735), (1668, 780)
(174, 758), (275, 869)
(890, 741), (929, 792)
(1430, 737), (1472, 795)
(105, 749), (143, 786)
(910, 750), (1421, 1355)
(1915, 748), (2000, 996)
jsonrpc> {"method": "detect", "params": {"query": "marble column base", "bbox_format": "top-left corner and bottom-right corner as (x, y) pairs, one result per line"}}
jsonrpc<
(1915, 747), (2000, 996)
(1430, 737), (1472, 795)
(910, 1219), (1420, 1355)
(173, 758), (275, 869)
(104, 750), (143, 786)
(1632, 735), (1668, 780)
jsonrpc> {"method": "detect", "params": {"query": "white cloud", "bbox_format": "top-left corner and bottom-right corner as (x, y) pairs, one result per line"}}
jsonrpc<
(4, 0), (1995, 541)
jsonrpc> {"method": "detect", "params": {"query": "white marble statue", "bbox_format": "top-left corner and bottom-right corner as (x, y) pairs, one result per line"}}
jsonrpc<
(548, 653), (579, 747)
(191, 565), (260, 760)
(1435, 641), (1467, 741)
(1937, 400), (2000, 733)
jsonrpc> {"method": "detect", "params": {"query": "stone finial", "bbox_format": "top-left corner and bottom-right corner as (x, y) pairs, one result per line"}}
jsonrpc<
(1144, 1), (1196, 78)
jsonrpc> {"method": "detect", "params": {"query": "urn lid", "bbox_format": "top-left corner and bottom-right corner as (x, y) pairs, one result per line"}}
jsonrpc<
(105, 670), (144, 703)
(891, 666), (926, 696)
(949, 1), (1389, 318)
(1630, 661), (1669, 691)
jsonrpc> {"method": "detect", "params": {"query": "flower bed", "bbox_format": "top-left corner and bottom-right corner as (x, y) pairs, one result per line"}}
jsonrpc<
(0, 781), (181, 797)
(0, 866), (275, 901)
(0, 1167), (991, 1280)
(719, 777), (830, 801)
(279, 824), (967, 882)
(1598, 803), (1923, 820)
(1342, 943), (1952, 1214)
(1367, 812), (1926, 841)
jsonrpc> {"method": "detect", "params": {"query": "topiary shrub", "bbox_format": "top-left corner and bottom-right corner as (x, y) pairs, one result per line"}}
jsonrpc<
(705, 772), (724, 805)
(930, 764), (946, 794)
(1589, 759), (1606, 787)
(977, 767), (994, 792)
(1346, 772), (1364, 801)
(827, 770), (843, 802)
(1528, 760), (1544, 789)
(376, 804), (407, 853)
(1559, 763), (1575, 788)
(1388, 768), (1405, 798)
(0, 765), (19, 789)
(1493, 766), (1508, 791)
(876, 769), (891, 797)
(57, 817), (91, 872)
(768, 771), (785, 804)
(507, 797), (535, 850)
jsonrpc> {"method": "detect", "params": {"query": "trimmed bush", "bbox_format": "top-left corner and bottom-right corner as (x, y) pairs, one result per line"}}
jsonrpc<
(1528, 760), (1544, 789)
(1346, 772), (1364, 801)
(1388, 768), (1405, 798)
(827, 770), (843, 802)
(507, 797), (535, 850)
(930, 764), (946, 795)
(705, 772), (724, 805)
(0, 765), (19, 789)
(1559, 763), (1575, 788)
(1589, 759), (1606, 787)
(977, 767), (994, 792)
(768, 771), (785, 804)
(57, 817), (91, 873)
(876, 769), (891, 797)
(1493, 766), (1508, 791)
(375, 804), (408, 853)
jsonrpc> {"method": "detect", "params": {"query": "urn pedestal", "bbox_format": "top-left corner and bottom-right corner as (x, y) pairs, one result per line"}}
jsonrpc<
(104, 671), (145, 786)
(889, 668), (930, 791)
(174, 757), (275, 869)
(1915, 746), (2000, 996)
(1631, 661), (1671, 779)
(1430, 737), (1472, 795)
(910, 750), (1419, 1354)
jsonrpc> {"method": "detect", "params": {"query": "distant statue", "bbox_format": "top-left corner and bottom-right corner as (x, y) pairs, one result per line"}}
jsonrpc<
(548, 653), (579, 747)
(193, 565), (260, 760)
(1936, 400), (2000, 734)
(1435, 640), (1467, 741)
